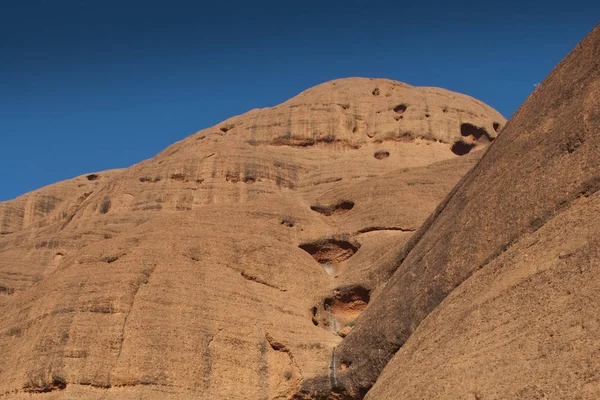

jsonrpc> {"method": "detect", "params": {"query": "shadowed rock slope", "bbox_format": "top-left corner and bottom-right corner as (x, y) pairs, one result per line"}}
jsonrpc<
(0, 79), (504, 399)
(294, 24), (600, 399)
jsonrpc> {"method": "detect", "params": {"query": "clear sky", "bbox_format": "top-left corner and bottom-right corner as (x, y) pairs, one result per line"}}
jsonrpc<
(1, 1), (598, 201)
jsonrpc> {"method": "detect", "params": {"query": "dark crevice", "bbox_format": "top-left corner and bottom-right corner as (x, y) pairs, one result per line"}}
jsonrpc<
(23, 376), (67, 393)
(0, 285), (14, 295)
(102, 255), (120, 264)
(265, 333), (290, 352)
(311, 200), (355, 216)
(240, 271), (287, 292)
(357, 226), (416, 234)
(270, 136), (361, 149)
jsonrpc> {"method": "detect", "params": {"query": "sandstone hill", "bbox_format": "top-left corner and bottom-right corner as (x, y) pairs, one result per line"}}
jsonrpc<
(0, 78), (505, 399)
(3, 20), (599, 397)
(296, 23), (600, 400)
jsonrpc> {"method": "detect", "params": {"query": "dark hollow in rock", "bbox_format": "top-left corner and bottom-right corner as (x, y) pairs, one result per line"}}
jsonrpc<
(51, 376), (67, 391)
(0, 285), (14, 295)
(270, 135), (360, 150)
(393, 104), (407, 114)
(25, 376), (67, 393)
(451, 140), (475, 156)
(86, 174), (99, 181)
(281, 218), (295, 228)
(493, 122), (501, 132)
(460, 122), (492, 142)
(310, 200), (355, 216)
(265, 333), (289, 352)
(299, 239), (360, 264)
(102, 255), (119, 264)
(311, 285), (371, 336)
(374, 151), (390, 160)
(324, 285), (371, 314)
(170, 173), (185, 182)
(225, 173), (239, 183)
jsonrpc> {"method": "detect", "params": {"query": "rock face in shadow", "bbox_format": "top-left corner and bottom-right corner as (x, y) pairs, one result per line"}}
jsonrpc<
(295, 24), (600, 399)
(0, 78), (504, 399)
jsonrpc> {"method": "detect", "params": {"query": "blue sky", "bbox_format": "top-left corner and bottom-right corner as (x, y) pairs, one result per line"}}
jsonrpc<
(1, 1), (598, 201)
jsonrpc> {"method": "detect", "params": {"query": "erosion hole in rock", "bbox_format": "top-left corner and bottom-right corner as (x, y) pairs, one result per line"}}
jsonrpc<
(0, 285), (14, 295)
(51, 376), (67, 391)
(393, 104), (407, 114)
(325, 285), (371, 314)
(493, 122), (501, 132)
(103, 255), (119, 263)
(310, 200), (355, 216)
(86, 174), (99, 181)
(299, 239), (360, 264)
(460, 122), (492, 142)
(170, 173), (185, 182)
(374, 150), (390, 160)
(281, 218), (295, 228)
(322, 285), (371, 335)
(225, 173), (239, 183)
(451, 140), (475, 156)
(243, 176), (256, 184)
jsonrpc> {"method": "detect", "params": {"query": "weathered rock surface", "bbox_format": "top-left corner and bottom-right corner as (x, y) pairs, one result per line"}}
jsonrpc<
(295, 24), (600, 399)
(0, 78), (504, 399)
